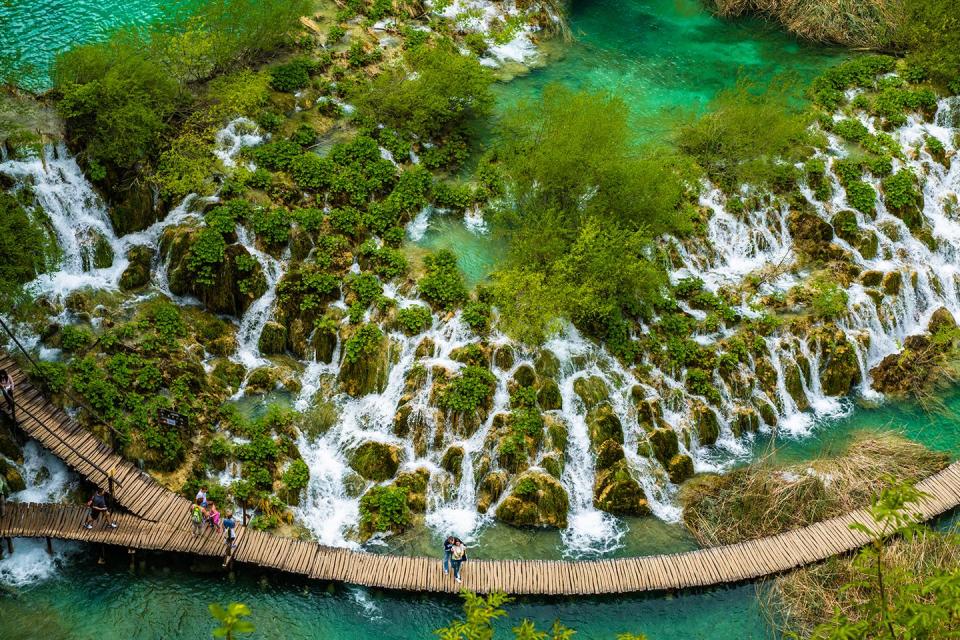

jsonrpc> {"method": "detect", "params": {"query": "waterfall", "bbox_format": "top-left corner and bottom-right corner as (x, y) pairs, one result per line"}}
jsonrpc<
(231, 225), (287, 371)
(0, 441), (79, 587)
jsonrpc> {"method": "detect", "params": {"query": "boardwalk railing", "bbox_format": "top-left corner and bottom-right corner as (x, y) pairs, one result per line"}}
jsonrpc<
(2, 352), (960, 594)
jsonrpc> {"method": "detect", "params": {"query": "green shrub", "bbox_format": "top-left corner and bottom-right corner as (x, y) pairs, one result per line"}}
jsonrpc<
(31, 361), (69, 394)
(250, 207), (291, 246)
(269, 59), (313, 92)
(439, 366), (497, 412)
(419, 249), (467, 310)
(290, 153), (334, 191)
(881, 170), (920, 212)
(344, 323), (383, 364)
(250, 140), (302, 171)
(348, 272), (383, 307)
(359, 485), (410, 533)
(281, 459), (310, 491)
(846, 181), (877, 215)
(187, 227), (227, 285)
(810, 278), (849, 319)
(60, 325), (94, 352)
(462, 301), (491, 332)
(395, 305), (433, 335)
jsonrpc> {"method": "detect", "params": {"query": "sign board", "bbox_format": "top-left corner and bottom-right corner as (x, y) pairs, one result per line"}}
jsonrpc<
(158, 408), (189, 430)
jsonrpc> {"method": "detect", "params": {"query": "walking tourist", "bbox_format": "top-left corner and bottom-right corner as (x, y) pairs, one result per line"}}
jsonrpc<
(191, 500), (205, 536)
(0, 369), (15, 423)
(443, 535), (455, 574)
(207, 502), (222, 534)
(450, 539), (468, 583)
(83, 487), (117, 529)
(223, 510), (237, 549)
(195, 486), (208, 508)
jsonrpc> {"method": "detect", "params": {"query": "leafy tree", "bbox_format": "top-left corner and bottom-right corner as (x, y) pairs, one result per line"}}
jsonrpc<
(675, 77), (813, 191)
(491, 85), (691, 346)
(209, 602), (255, 639)
(352, 41), (494, 141)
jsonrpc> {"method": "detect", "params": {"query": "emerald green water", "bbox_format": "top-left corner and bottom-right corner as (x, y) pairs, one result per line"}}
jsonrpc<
(0, 1), (932, 638)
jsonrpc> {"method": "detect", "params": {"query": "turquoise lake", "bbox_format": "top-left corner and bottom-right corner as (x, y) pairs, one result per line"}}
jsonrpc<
(3, 1), (948, 639)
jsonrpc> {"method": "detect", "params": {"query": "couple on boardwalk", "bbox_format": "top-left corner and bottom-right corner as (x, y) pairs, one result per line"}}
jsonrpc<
(443, 536), (468, 583)
(192, 486), (237, 550)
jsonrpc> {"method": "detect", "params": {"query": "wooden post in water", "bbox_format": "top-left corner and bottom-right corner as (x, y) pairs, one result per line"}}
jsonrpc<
(241, 501), (248, 526)
(46, 536), (53, 555)
(5, 537), (13, 555)
(1, 493), (5, 518)
(107, 468), (115, 502)
(98, 544), (106, 565)
(128, 548), (136, 571)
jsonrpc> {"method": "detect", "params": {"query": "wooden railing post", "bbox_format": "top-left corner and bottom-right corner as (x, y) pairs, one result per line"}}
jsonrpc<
(46, 536), (53, 555)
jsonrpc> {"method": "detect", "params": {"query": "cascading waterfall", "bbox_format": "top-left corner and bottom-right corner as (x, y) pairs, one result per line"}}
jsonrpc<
(6, 91), (960, 555)
(0, 441), (78, 587)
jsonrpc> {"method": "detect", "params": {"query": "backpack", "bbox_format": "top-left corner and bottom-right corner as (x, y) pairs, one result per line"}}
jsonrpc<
(192, 506), (203, 523)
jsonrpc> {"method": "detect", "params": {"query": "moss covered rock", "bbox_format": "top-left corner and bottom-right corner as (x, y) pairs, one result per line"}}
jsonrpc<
(337, 328), (391, 397)
(586, 403), (623, 449)
(648, 427), (679, 467)
(258, 321), (287, 356)
(634, 394), (664, 432)
(667, 453), (695, 484)
(814, 327), (862, 396)
(573, 375), (608, 409)
(928, 307), (956, 334)
(349, 441), (401, 482)
(882, 271), (902, 296)
(493, 345), (515, 370)
(0, 458), (24, 492)
(477, 470), (509, 514)
(495, 470), (569, 528)
(540, 452), (564, 479)
(536, 378), (562, 411)
(595, 439), (625, 471)
(731, 406), (760, 438)
(594, 460), (649, 516)
(440, 445), (464, 480)
(393, 468), (430, 512)
(534, 349), (560, 379)
(119, 245), (154, 290)
(691, 401), (720, 446)
(789, 209), (835, 260)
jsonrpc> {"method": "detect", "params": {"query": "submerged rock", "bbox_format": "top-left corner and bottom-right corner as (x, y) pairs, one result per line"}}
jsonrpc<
(495, 470), (569, 528)
(349, 441), (401, 482)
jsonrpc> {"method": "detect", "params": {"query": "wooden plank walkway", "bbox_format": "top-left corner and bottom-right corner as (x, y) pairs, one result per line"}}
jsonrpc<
(0, 353), (194, 528)
(2, 352), (960, 594)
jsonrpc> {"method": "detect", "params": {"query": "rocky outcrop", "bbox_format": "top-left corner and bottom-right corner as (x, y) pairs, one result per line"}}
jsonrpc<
(594, 458), (649, 516)
(258, 321), (287, 356)
(119, 245), (154, 290)
(573, 376), (608, 409)
(337, 330), (391, 397)
(477, 470), (509, 514)
(349, 441), (401, 482)
(667, 454), (695, 484)
(586, 403), (623, 449)
(813, 326), (862, 396)
(0, 458), (26, 493)
(690, 401), (719, 446)
(495, 470), (569, 528)
(537, 378), (562, 410)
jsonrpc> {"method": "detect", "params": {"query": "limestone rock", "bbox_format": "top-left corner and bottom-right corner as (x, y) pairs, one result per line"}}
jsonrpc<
(928, 307), (957, 335)
(667, 453), (695, 484)
(731, 406), (760, 437)
(337, 330), (390, 397)
(648, 428), (679, 467)
(573, 375), (608, 409)
(119, 245), (154, 290)
(691, 401), (720, 446)
(349, 441), (401, 482)
(495, 471), (569, 528)
(534, 349), (560, 379)
(593, 460), (649, 517)
(540, 452), (564, 479)
(258, 321), (287, 356)
(477, 470), (509, 514)
(511, 364), (537, 388)
(440, 446), (464, 480)
(586, 403), (623, 449)
(536, 378), (562, 410)
(595, 439), (625, 471)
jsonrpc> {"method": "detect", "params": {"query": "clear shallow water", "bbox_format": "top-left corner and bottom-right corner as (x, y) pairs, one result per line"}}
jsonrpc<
(0, 0), (169, 90)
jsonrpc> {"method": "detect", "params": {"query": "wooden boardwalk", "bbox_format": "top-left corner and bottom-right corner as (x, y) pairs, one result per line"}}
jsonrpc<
(2, 352), (960, 594)
(0, 353), (193, 526)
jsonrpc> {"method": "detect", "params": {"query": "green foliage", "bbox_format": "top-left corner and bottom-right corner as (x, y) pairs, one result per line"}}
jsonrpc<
(251, 139), (302, 171)
(0, 194), (53, 306)
(187, 227), (228, 286)
(439, 366), (497, 412)
(60, 325), (94, 352)
(281, 459), (310, 492)
(492, 85), (691, 347)
(395, 305), (433, 335)
(209, 602), (255, 639)
(846, 181), (878, 216)
(436, 592), (616, 640)
(359, 485), (410, 533)
(810, 55), (897, 108)
(893, 0), (960, 92)
(250, 207), (291, 246)
(810, 277), (849, 319)
(419, 250), (468, 310)
(881, 169), (919, 212)
(351, 42), (493, 141)
(269, 58), (313, 93)
(462, 301), (491, 333)
(348, 272), (383, 307)
(344, 323), (384, 364)
(31, 361), (69, 394)
(676, 77), (812, 190)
